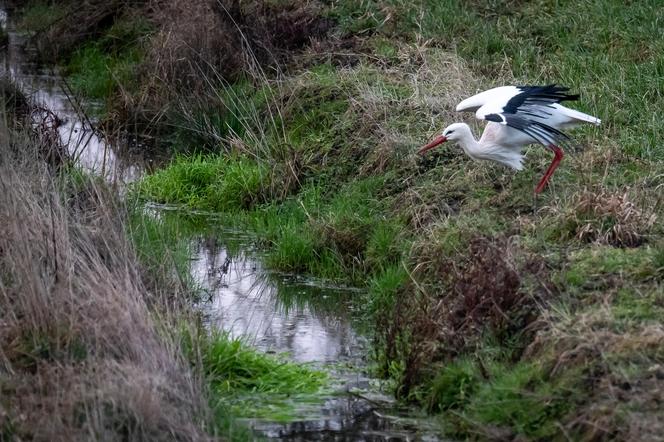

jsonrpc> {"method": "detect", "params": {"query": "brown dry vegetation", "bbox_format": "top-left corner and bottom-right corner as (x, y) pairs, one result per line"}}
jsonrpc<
(526, 306), (664, 440)
(21, 0), (336, 136)
(383, 235), (553, 397)
(0, 89), (210, 440)
(546, 188), (658, 248)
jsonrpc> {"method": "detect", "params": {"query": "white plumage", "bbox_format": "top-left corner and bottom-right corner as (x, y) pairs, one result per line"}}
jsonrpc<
(420, 85), (600, 193)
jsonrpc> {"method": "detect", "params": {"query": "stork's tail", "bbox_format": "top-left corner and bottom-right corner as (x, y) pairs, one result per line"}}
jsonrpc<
(563, 107), (601, 125)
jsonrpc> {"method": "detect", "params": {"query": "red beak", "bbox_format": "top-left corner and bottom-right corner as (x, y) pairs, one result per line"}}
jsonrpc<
(418, 135), (447, 155)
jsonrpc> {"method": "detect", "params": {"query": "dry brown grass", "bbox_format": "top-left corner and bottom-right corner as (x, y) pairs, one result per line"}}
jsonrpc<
(382, 234), (552, 397)
(0, 126), (209, 439)
(351, 44), (480, 155)
(525, 304), (664, 441)
(77, 2), (332, 158)
(573, 190), (658, 247)
(543, 187), (659, 248)
(25, 0), (333, 137)
(118, 0), (333, 128)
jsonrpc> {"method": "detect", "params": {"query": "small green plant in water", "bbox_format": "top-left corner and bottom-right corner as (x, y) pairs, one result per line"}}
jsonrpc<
(187, 330), (328, 422)
(126, 204), (194, 291)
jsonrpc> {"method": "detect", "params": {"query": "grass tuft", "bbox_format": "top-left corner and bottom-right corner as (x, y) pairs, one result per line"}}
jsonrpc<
(0, 131), (214, 439)
(137, 155), (268, 212)
(185, 330), (327, 422)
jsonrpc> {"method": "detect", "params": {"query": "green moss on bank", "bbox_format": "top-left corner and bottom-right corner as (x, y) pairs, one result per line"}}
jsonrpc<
(138, 155), (267, 212)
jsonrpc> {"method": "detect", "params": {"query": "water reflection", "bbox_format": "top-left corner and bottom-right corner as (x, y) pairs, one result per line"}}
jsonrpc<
(190, 228), (444, 441)
(0, 6), (144, 183)
(192, 234), (368, 364)
(254, 395), (421, 441)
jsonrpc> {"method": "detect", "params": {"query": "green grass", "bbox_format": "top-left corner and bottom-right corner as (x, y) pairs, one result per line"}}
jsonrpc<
(187, 330), (327, 422)
(463, 361), (578, 439)
(254, 177), (394, 281)
(66, 44), (139, 100)
(137, 155), (268, 212)
(367, 264), (408, 317)
(422, 357), (581, 439)
(612, 287), (664, 324)
(126, 203), (195, 290)
(326, 2), (662, 437)
(283, 65), (353, 153)
(166, 80), (270, 153)
(563, 246), (660, 288)
(335, 0), (663, 161)
(137, 159), (408, 284)
(426, 358), (478, 413)
(64, 16), (153, 103)
(199, 333), (326, 394)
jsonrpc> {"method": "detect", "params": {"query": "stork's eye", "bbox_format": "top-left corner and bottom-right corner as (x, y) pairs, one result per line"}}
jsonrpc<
(446, 130), (455, 136)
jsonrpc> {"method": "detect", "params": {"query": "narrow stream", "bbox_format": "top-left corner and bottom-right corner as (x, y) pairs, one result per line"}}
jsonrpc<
(185, 223), (442, 440)
(0, 3), (145, 183)
(1, 7), (445, 440)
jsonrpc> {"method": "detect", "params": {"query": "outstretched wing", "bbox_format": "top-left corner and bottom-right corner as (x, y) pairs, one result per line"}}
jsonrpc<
(459, 85), (580, 149)
(482, 113), (574, 149)
(456, 86), (520, 113)
(501, 85), (579, 118)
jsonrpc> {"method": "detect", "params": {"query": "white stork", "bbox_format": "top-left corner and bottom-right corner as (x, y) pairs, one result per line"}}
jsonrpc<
(419, 85), (601, 193)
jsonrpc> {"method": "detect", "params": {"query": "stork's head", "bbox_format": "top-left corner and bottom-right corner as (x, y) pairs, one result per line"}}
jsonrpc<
(418, 123), (469, 154)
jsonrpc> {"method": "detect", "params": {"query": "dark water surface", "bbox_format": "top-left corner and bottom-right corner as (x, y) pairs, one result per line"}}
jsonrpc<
(1, 6), (445, 439)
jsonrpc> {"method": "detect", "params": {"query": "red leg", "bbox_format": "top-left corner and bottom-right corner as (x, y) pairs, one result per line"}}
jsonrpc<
(535, 146), (564, 194)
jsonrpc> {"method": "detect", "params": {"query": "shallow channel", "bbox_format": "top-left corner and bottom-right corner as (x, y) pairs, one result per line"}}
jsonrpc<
(1, 6), (445, 439)
(0, 2), (145, 183)
(184, 221), (443, 440)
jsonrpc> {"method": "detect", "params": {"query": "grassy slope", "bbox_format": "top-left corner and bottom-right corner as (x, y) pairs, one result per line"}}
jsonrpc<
(25, 0), (664, 439)
(140, 1), (663, 438)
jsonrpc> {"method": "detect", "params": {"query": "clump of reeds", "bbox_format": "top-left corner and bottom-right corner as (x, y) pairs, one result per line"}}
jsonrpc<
(0, 86), (210, 441)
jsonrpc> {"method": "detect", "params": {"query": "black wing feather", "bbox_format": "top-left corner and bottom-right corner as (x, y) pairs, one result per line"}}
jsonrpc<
(485, 113), (576, 151)
(487, 84), (580, 150)
(504, 84), (580, 115)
